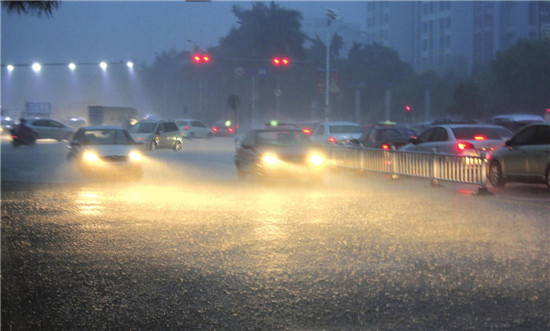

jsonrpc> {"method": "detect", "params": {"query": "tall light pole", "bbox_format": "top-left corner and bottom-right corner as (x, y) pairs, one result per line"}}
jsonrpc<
(325, 8), (338, 121)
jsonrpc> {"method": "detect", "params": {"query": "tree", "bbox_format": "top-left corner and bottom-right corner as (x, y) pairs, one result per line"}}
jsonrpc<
(483, 38), (550, 115)
(2, 0), (60, 17)
(449, 80), (484, 119)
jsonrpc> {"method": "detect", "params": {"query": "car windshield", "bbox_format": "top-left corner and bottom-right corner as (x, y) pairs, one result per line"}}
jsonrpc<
(329, 125), (363, 134)
(132, 122), (157, 134)
(82, 129), (134, 145)
(256, 130), (311, 147)
(452, 127), (512, 140)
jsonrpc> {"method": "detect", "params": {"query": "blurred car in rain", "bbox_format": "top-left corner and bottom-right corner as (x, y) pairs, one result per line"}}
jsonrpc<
(1, 116), (15, 135)
(401, 124), (512, 157)
(235, 126), (326, 182)
(348, 121), (417, 150)
(67, 126), (144, 179)
(25, 118), (74, 141)
(310, 121), (365, 146)
(129, 119), (183, 151)
(285, 121), (319, 136)
(487, 123), (550, 189)
(212, 120), (236, 137)
(489, 114), (545, 133)
(175, 118), (213, 139)
(64, 116), (88, 129)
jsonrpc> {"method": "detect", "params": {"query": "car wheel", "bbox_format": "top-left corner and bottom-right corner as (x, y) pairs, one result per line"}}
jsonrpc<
(150, 141), (157, 151)
(488, 161), (505, 187)
(173, 140), (183, 151)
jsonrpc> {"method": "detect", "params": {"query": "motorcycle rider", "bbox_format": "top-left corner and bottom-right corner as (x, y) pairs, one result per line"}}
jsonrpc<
(13, 118), (36, 145)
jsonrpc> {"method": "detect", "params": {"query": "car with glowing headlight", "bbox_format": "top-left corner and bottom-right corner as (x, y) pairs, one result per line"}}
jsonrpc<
(235, 127), (326, 182)
(67, 126), (144, 179)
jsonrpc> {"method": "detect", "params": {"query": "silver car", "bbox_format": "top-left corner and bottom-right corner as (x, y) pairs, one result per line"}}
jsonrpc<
(130, 120), (183, 151)
(26, 118), (74, 141)
(488, 123), (550, 189)
(310, 121), (365, 146)
(401, 124), (512, 156)
(175, 119), (213, 139)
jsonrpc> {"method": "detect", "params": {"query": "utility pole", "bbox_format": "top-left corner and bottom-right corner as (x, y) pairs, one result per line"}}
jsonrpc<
(325, 8), (338, 121)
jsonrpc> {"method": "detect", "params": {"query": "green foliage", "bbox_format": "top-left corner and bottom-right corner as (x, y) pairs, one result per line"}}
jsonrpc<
(482, 38), (550, 115)
(138, 3), (549, 126)
(2, 0), (60, 17)
(449, 80), (484, 119)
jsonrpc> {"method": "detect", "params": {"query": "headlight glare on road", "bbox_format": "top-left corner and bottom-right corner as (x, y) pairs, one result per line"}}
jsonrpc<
(129, 151), (142, 161)
(309, 153), (324, 166)
(83, 151), (99, 162)
(262, 153), (280, 166)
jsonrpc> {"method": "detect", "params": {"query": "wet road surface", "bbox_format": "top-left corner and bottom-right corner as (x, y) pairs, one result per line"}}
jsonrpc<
(2, 138), (549, 329)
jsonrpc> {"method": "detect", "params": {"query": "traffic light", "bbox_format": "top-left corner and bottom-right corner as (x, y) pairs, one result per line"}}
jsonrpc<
(405, 105), (412, 112)
(272, 56), (290, 66)
(192, 53), (211, 64)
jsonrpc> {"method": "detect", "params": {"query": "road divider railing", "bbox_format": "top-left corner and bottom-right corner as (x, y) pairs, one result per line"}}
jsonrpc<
(328, 146), (492, 195)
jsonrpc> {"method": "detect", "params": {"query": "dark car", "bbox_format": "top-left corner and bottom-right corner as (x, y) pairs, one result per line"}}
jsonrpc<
(350, 122), (417, 150)
(212, 120), (236, 137)
(488, 123), (550, 189)
(235, 127), (326, 182)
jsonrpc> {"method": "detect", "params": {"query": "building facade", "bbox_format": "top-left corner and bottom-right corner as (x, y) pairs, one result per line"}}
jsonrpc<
(363, 1), (549, 77)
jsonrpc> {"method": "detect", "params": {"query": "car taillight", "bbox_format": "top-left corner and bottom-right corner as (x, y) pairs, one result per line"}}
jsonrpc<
(456, 142), (475, 152)
(328, 136), (337, 143)
(302, 128), (312, 135)
(212, 127), (219, 133)
(184, 126), (191, 130)
(228, 127), (234, 133)
(381, 143), (390, 150)
(474, 135), (486, 141)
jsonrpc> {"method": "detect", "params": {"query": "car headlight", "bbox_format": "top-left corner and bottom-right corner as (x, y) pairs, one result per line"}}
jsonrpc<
(262, 153), (280, 165)
(308, 153), (324, 166)
(129, 150), (142, 161)
(83, 151), (99, 162)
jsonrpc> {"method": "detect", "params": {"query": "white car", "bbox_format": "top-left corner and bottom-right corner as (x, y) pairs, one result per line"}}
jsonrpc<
(67, 126), (144, 179)
(26, 118), (74, 141)
(401, 124), (513, 156)
(310, 121), (365, 145)
(175, 119), (213, 139)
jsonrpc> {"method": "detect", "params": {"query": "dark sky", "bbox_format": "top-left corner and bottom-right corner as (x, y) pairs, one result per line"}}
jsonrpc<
(1, 1), (366, 118)
(2, 1), (366, 66)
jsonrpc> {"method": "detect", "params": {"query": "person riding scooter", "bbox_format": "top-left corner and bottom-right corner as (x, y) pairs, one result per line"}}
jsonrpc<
(11, 118), (37, 146)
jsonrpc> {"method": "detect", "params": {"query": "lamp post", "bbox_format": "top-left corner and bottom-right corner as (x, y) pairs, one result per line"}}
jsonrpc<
(325, 8), (338, 121)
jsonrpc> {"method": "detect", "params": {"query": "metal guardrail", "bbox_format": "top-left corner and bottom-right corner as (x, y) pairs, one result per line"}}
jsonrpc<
(328, 146), (491, 194)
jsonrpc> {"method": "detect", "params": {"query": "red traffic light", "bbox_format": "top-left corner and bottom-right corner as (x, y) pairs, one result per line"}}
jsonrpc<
(405, 105), (412, 112)
(272, 57), (290, 66)
(192, 53), (211, 64)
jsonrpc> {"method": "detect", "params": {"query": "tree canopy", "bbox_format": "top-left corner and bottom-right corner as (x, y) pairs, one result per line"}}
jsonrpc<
(2, 0), (60, 17)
